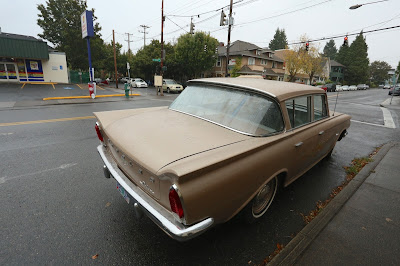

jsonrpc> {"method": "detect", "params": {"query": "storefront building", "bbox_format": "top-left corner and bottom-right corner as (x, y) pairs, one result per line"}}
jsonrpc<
(0, 31), (68, 83)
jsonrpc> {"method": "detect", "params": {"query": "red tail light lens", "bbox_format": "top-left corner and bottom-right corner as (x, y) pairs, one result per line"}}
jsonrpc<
(95, 122), (104, 142)
(169, 187), (184, 219)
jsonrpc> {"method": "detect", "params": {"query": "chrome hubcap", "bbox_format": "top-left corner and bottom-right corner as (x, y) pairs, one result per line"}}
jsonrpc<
(252, 178), (277, 217)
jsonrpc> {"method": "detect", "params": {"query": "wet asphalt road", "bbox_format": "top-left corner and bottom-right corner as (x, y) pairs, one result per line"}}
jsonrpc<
(1, 86), (399, 265)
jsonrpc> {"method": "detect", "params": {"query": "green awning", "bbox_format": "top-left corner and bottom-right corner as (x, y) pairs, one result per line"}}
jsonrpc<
(0, 36), (49, 60)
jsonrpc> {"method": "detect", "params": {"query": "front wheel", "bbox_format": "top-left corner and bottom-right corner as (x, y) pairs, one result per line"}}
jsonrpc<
(241, 176), (279, 223)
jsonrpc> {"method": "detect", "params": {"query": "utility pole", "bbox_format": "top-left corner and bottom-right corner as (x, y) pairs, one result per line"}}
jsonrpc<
(139, 25), (150, 47)
(125, 33), (133, 58)
(113, 30), (118, 88)
(225, 0), (233, 77)
(160, 0), (164, 96)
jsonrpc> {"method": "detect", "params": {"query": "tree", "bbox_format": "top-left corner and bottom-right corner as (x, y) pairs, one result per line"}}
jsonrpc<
(229, 57), (242, 77)
(323, 40), (337, 60)
(174, 32), (219, 79)
(269, 28), (288, 51)
(283, 49), (305, 82)
(303, 47), (324, 84)
(346, 32), (370, 84)
(370, 61), (391, 85)
(37, 0), (104, 70)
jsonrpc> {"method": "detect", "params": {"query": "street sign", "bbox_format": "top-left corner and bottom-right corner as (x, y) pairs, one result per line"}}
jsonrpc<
(152, 58), (161, 62)
(127, 62), (130, 69)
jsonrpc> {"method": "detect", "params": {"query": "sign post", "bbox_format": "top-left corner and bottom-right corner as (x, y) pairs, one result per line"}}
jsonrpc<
(81, 10), (95, 98)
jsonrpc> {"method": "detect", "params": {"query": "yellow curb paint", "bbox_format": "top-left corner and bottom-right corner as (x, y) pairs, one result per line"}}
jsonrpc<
(43, 94), (140, 100)
(0, 116), (96, 127)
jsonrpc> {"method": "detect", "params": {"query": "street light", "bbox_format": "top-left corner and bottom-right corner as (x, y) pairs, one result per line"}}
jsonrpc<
(349, 0), (388, 9)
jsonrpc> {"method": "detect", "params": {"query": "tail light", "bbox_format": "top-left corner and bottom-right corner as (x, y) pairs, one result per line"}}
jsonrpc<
(169, 185), (184, 219)
(95, 122), (104, 142)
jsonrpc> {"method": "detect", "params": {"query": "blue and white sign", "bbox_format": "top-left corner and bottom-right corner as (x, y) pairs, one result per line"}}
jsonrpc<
(81, 10), (94, 39)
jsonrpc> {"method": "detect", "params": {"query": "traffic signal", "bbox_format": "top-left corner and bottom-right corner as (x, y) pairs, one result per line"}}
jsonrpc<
(343, 36), (348, 46)
(305, 42), (309, 51)
(220, 10), (227, 26)
(190, 22), (195, 34)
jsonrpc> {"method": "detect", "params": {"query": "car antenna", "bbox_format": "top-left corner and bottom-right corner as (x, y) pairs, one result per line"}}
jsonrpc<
(333, 89), (340, 116)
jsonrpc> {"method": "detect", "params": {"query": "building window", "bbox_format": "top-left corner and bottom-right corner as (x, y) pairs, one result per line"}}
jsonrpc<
(248, 57), (255, 65)
(272, 61), (276, 68)
(261, 59), (267, 65)
(216, 57), (221, 67)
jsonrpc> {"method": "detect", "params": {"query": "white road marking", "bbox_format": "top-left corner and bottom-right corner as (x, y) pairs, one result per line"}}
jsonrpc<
(380, 107), (396, 128)
(0, 133), (14, 136)
(350, 119), (387, 128)
(0, 163), (78, 185)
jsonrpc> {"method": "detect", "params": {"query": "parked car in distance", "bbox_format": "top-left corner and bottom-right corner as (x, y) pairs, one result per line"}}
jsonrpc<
(326, 83), (336, 92)
(130, 78), (148, 88)
(349, 85), (357, 91)
(388, 86), (400, 96)
(317, 85), (327, 92)
(384, 84), (391, 89)
(94, 78), (351, 241)
(121, 77), (130, 83)
(357, 84), (369, 90)
(342, 85), (349, 91)
(162, 79), (184, 93)
(379, 84), (384, 89)
(336, 85), (343, 91)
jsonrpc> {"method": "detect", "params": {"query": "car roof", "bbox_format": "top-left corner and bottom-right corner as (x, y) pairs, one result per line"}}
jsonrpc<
(188, 77), (324, 101)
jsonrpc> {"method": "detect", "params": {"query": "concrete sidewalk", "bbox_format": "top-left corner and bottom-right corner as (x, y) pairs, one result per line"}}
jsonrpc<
(270, 142), (400, 265)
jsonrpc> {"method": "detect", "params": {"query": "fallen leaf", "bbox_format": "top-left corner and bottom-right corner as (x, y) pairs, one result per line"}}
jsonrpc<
(386, 218), (393, 222)
(361, 227), (367, 230)
(105, 202), (111, 207)
(92, 254), (99, 260)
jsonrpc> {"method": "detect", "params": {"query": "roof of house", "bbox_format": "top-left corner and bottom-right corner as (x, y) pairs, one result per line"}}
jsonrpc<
(218, 40), (284, 62)
(330, 60), (345, 67)
(0, 32), (49, 59)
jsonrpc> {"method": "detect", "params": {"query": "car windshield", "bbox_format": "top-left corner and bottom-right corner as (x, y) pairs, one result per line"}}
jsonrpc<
(165, 80), (177, 84)
(169, 84), (284, 136)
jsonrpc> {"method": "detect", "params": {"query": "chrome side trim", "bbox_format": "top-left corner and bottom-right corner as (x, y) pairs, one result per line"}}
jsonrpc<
(97, 145), (214, 241)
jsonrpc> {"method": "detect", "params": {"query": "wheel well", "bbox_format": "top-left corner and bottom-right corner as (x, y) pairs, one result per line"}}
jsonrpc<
(338, 129), (348, 141)
(277, 172), (287, 190)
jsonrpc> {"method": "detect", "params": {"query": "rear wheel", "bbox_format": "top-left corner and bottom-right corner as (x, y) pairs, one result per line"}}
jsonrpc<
(167, 88), (170, 94)
(242, 176), (278, 223)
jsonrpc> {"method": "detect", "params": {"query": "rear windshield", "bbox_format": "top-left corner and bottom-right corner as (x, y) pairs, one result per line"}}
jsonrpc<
(169, 84), (284, 136)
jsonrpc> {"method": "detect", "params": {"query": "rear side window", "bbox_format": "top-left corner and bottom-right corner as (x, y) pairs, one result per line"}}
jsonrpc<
(285, 96), (311, 128)
(314, 94), (328, 120)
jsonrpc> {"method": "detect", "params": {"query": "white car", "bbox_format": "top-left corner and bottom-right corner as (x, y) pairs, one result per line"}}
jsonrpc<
(349, 85), (357, 91)
(342, 85), (349, 91)
(336, 85), (343, 91)
(131, 78), (148, 88)
(162, 79), (184, 93)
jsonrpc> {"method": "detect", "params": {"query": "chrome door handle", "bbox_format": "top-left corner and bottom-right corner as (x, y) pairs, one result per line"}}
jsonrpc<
(319, 131), (325, 135)
(295, 142), (303, 147)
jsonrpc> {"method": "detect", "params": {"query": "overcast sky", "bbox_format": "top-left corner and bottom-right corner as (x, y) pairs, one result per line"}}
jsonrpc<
(2, 0), (399, 68)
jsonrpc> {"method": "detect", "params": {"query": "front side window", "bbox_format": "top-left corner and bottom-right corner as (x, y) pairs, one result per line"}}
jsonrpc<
(169, 85), (284, 136)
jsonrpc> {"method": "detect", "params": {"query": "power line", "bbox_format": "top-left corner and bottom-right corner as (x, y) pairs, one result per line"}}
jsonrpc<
(287, 25), (400, 45)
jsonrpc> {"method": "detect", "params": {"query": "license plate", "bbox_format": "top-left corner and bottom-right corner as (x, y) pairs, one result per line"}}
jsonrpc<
(116, 182), (130, 204)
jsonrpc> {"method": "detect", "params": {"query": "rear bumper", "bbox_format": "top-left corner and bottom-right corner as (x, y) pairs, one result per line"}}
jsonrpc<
(97, 145), (214, 241)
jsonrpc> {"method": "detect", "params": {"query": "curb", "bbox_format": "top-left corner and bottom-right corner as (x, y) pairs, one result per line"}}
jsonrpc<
(268, 142), (396, 265)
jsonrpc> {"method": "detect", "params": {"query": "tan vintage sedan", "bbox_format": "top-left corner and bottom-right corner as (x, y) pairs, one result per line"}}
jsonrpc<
(94, 78), (350, 241)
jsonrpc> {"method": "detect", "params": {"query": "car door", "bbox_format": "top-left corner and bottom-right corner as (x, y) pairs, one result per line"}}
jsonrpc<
(284, 96), (321, 180)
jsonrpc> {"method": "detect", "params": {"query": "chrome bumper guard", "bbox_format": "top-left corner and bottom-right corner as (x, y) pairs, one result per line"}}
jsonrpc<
(97, 145), (214, 241)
